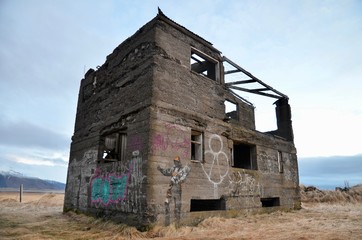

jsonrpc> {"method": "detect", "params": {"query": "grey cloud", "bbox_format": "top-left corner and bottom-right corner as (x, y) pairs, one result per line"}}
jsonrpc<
(0, 120), (70, 150)
(299, 155), (362, 175)
(299, 155), (362, 189)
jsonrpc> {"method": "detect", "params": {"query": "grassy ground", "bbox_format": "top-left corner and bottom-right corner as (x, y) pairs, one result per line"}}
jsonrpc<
(0, 186), (361, 240)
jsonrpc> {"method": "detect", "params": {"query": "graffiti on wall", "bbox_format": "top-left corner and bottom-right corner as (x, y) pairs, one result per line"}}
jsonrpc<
(129, 135), (144, 152)
(90, 149), (147, 210)
(83, 150), (98, 164)
(228, 170), (261, 207)
(90, 167), (130, 206)
(152, 123), (190, 158)
(201, 134), (229, 197)
(127, 150), (147, 212)
(71, 149), (99, 209)
(157, 156), (191, 226)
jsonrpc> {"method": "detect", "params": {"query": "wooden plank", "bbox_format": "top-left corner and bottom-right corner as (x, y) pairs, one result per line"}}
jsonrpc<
(223, 56), (256, 79)
(229, 86), (281, 99)
(191, 55), (203, 64)
(227, 89), (254, 106)
(224, 79), (256, 86)
(250, 88), (269, 92)
(222, 56), (288, 99)
(224, 69), (240, 74)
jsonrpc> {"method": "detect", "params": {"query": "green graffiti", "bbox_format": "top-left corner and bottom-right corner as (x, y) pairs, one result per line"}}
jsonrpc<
(91, 174), (129, 205)
(91, 178), (110, 204)
(110, 175), (128, 201)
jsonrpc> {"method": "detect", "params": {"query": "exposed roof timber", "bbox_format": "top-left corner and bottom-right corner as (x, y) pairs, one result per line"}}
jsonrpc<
(225, 79), (256, 86)
(252, 88), (270, 92)
(191, 56), (203, 64)
(229, 86), (282, 99)
(223, 56), (288, 100)
(224, 69), (241, 74)
(228, 89), (254, 106)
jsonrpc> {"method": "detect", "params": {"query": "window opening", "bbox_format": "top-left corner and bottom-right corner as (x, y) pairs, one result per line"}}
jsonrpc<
(190, 198), (226, 212)
(191, 130), (203, 162)
(224, 100), (238, 120)
(232, 142), (257, 170)
(261, 197), (280, 207)
(102, 132), (127, 163)
(190, 48), (218, 81)
(277, 151), (283, 173)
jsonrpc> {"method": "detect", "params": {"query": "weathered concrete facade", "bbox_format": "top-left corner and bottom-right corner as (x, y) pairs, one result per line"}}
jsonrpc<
(64, 11), (300, 229)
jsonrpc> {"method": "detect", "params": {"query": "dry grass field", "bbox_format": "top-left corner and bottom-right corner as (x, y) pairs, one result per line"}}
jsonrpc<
(1, 186), (361, 240)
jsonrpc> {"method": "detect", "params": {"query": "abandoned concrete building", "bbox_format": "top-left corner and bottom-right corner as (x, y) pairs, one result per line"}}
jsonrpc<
(64, 10), (300, 228)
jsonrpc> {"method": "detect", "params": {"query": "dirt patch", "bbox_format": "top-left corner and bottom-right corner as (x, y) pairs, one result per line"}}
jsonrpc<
(0, 191), (361, 239)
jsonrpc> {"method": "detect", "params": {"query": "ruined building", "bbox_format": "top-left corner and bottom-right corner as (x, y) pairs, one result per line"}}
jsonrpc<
(64, 10), (300, 228)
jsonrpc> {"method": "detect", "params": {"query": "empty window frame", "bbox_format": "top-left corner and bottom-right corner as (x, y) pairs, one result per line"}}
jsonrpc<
(191, 130), (203, 162)
(277, 151), (284, 173)
(224, 100), (238, 120)
(190, 198), (226, 212)
(190, 48), (219, 81)
(232, 142), (257, 170)
(261, 197), (280, 207)
(101, 132), (127, 162)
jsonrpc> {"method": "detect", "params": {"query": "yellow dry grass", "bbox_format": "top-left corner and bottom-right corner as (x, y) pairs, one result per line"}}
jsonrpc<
(300, 184), (362, 203)
(0, 186), (361, 240)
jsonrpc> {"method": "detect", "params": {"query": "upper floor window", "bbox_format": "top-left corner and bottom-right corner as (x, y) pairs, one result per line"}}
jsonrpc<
(232, 142), (257, 170)
(224, 100), (238, 120)
(190, 48), (219, 81)
(277, 151), (284, 173)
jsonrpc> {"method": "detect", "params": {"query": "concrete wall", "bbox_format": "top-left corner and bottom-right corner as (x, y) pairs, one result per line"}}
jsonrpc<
(64, 14), (300, 229)
(64, 19), (159, 227)
(145, 18), (299, 226)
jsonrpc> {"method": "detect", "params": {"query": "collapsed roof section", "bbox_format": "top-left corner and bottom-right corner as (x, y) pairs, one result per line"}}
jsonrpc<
(156, 9), (288, 105)
(222, 56), (288, 101)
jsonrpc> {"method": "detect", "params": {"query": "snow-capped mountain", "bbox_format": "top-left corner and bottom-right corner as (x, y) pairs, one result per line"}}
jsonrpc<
(0, 171), (65, 190)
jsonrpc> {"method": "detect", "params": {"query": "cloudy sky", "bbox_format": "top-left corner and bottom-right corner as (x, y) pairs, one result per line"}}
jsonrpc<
(1, 0), (361, 189)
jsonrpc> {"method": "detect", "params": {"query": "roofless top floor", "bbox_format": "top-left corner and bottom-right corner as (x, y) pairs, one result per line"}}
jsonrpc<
(77, 11), (293, 142)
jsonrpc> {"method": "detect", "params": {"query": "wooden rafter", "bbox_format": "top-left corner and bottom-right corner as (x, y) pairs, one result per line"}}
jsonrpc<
(229, 86), (282, 99)
(223, 56), (288, 100)
(191, 55), (203, 64)
(224, 79), (256, 86)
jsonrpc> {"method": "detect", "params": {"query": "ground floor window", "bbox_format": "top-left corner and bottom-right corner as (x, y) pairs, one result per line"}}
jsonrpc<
(190, 198), (226, 212)
(101, 132), (127, 163)
(261, 197), (280, 207)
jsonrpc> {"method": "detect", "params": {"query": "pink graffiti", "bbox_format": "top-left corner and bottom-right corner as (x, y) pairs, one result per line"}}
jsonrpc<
(152, 123), (190, 158)
(153, 134), (167, 151)
(129, 134), (144, 151)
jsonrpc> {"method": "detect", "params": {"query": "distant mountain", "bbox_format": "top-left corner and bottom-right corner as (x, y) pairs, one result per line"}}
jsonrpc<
(0, 171), (65, 191)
